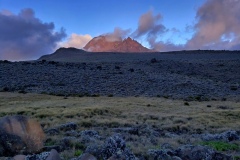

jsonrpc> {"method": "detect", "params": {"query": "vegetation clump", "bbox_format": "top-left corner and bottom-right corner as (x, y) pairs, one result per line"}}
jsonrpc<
(201, 141), (239, 151)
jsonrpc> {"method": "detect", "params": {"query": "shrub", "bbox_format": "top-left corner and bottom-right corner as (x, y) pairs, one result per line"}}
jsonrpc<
(81, 121), (93, 128)
(91, 94), (100, 97)
(18, 90), (27, 94)
(129, 68), (134, 72)
(151, 58), (157, 63)
(3, 87), (9, 92)
(115, 66), (120, 69)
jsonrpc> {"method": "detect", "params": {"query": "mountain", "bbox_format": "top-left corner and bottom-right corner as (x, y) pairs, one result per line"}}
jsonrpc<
(39, 47), (86, 61)
(83, 36), (154, 52)
(83, 35), (122, 52)
(38, 36), (155, 62)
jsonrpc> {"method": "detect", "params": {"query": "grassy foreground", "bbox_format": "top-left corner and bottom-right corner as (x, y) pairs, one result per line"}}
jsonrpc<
(0, 92), (240, 158)
(1, 92), (240, 133)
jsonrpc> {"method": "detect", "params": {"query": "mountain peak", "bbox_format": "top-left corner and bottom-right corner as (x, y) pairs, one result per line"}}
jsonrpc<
(84, 35), (153, 52)
(126, 37), (132, 40)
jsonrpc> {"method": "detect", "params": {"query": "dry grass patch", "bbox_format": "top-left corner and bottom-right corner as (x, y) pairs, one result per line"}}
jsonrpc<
(0, 92), (240, 133)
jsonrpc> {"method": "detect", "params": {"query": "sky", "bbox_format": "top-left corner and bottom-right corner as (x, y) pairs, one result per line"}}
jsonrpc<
(0, 0), (240, 61)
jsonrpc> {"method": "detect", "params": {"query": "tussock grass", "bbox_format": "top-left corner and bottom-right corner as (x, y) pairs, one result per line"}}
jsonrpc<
(0, 92), (240, 133)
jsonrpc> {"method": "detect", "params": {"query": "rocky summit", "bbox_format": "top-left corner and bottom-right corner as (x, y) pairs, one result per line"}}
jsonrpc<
(83, 35), (153, 52)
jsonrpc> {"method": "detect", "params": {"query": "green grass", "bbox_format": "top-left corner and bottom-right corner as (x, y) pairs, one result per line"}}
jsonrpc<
(201, 141), (239, 151)
(74, 149), (83, 157)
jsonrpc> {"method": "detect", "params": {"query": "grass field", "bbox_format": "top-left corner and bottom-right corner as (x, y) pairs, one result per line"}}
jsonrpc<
(1, 92), (240, 158)
(1, 92), (240, 133)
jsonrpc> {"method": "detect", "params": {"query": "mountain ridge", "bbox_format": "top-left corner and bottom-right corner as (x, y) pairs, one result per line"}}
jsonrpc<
(83, 35), (154, 52)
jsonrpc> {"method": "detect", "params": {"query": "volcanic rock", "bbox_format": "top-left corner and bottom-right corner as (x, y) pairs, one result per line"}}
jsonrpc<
(83, 35), (122, 52)
(84, 35), (153, 52)
(46, 149), (61, 160)
(0, 115), (45, 156)
(77, 153), (97, 160)
(13, 155), (26, 160)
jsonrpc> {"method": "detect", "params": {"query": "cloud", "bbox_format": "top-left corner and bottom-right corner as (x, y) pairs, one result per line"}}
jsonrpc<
(0, 8), (66, 61)
(144, 0), (240, 51)
(185, 0), (240, 50)
(104, 27), (131, 42)
(132, 10), (179, 51)
(0, 10), (13, 16)
(58, 33), (92, 48)
(132, 10), (167, 39)
(148, 36), (184, 52)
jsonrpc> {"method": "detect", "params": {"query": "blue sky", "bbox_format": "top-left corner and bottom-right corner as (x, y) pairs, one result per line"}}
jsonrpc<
(0, 0), (240, 60)
(0, 0), (204, 38)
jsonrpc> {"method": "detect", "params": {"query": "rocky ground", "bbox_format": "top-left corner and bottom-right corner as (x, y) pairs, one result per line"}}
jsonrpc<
(0, 53), (240, 100)
(37, 122), (240, 160)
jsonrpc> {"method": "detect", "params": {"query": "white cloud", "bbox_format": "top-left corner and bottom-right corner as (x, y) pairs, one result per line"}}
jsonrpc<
(58, 33), (92, 49)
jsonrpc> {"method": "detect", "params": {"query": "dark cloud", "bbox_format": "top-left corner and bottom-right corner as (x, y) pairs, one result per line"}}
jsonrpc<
(0, 8), (66, 61)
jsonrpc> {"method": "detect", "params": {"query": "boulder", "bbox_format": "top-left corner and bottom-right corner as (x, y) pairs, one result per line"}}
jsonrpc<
(0, 115), (45, 156)
(13, 155), (26, 160)
(46, 149), (61, 160)
(107, 155), (126, 160)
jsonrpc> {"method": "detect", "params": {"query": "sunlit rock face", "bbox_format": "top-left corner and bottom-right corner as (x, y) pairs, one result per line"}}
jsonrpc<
(84, 35), (154, 52)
